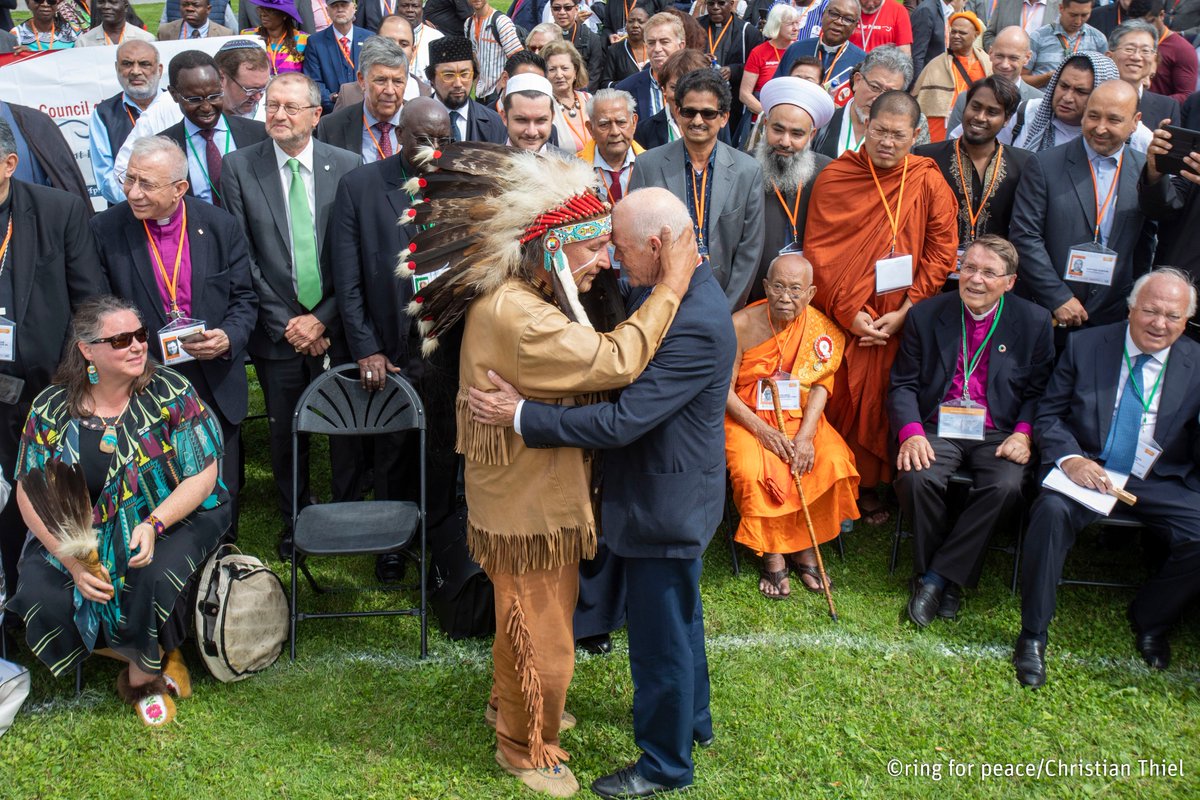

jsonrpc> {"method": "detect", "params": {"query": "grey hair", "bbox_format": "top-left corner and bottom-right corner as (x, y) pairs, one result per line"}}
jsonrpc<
(130, 135), (188, 181)
(587, 88), (636, 119)
(268, 71), (322, 107)
(528, 22), (563, 43)
(1129, 267), (1199, 318)
(857, 43), (913, 88)
(621, 187), (692, 244)
(358, 35), (410, 78)
(1108, 20), (1158, 52)
(763, 3), (802, 38)
(0, 119), (15, 160)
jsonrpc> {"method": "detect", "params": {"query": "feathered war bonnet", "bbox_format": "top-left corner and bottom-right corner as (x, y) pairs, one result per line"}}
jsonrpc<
(397, 141), (612, 355)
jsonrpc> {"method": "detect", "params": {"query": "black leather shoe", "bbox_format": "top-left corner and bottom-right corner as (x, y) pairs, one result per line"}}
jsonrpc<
(1135, 632), (1170, 670)
(577, 633), (612, 655)
(591, 765), (677, 798)
(277, 530), (295, 561)
(937, 585), (962, 619)
(695, 735), (714, 749)
(375, 553), (407, 584)
(1012, 636), (1047, 688)
(907, 578), (943, 628)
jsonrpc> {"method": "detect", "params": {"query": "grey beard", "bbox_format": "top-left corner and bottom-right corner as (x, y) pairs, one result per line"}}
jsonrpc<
(754, 137), (818, 190)
(120, 78), (160, 103)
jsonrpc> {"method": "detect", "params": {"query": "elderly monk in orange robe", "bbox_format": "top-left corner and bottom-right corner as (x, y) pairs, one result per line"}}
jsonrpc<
(726, 253), (861, 598)
(804, 90), (959, 524)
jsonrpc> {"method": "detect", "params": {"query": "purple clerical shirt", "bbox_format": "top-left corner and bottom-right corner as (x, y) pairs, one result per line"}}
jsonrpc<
(145, 202), (193, 318)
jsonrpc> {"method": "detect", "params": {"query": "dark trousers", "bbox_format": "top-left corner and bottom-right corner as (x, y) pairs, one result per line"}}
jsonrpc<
(1021, 473), (1200, 638)
(624, 556), (711, 788)
(254, 353), (361, 527)
(574, 538), (626, 640)
(0, 396), (30, 599)
(894, 426), (1028, 587)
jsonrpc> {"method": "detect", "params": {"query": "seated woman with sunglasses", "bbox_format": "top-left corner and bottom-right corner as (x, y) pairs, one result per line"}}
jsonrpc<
(11, 0), (81, 51)
(7, 296), (229, 728)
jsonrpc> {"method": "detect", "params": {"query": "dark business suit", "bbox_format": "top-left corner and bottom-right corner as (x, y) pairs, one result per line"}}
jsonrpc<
(748, 153), (832, 305)
(889, 292), (1055, 587)
(1009, 138), (1156, 328)
(303, 25), (371, 113)
(354, 0), (392, 32)
(811, 106), (846, 159)
(1139, 167), (1200, 334)
(0, 181), (105, 594)
(909, 0), (947, 82)
(91, 197), (258, 533)
(565, 22), (604, 93)
(521, 263), (737, 789)
(220, 138), (362, 527)
(159, 116), (268, 201)
(628, 140), (765, 311)
(444, 98), (508, 144)
(1022, 323), (1200, 640)
(616, 67), (661, 121)
(315, 102), (379, 161)
(1139, 90), (1181, 129)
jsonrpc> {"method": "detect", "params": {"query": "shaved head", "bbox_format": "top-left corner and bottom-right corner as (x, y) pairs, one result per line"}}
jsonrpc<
(767, 253), (813, 285)
(1082, 79), (1141, 156)
(869, 89), (921, 128)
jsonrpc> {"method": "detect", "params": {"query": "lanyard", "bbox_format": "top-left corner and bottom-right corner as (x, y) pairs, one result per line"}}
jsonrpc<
(0, 217), (13, 288)
(950, 54), (976, 95)
(1122, 348), (1167, 420)
(364, 113), (391, 161)
(822, 43), (848, 85)
(628, 39), (647, 65)
(1087, 150), (1124, 244)
(560, 92), (591, 148)
(268, 35), (289, 74)
(1021, 1), (1039, 30)
(142, 204), (189, 316)
(337, 34), (355, 70)
(124, 103), (138, 127)
(858, 10), (879, 50)
(954, 139), (1003, 240)
(843, 115), (863, 153)
(1158, 28), (1170, 45)
(1057, 32), (1082, 57)
(766, 303), (802, 376)
(103, 28), (124, 45)
(959, 294), (1004, 401)
(184, 123), (232, 202)
(708, 15), (733, 56)
(867, 154), (909, 255)
(600, 164), (629, 203)
(772, 183), (803, 243)
(690, 164), (708, 246)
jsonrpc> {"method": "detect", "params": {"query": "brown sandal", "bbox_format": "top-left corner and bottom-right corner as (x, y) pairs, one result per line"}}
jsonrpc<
(759, 563), (790, 600)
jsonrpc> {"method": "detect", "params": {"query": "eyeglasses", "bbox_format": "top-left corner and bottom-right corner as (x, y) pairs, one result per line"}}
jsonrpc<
(29, 0), (56, 6)
(229, 78), (267, 98)
(550, 3), (576, 10)
(678, 106), (722, 121)
(415, 135), (453, 149)
(435, 68), (474, 82)
(90, 327), (149, 349)
(866, 127), (910, 143)
(825, 10), (858, 24)
(266, 101), (318, 116)
(858, 76), (892, 95)
(1115, 45), (1156, 57)
(177, 91), (224, 106)
(958, 265), (1009, 281)
(117, 171), (183, 194)
(766, 282), (810, 299)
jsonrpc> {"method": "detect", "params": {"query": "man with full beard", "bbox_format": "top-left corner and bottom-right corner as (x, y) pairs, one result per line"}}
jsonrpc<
(748, 77), (834, 305)
(91, 40), (165, 204)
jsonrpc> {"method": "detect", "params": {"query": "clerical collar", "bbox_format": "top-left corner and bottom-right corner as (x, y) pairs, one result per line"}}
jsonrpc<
(595, 147), (635, 172)
(819, 39), (841, 52)
(965, 300), (999, 322)
(150, 202), (183, 228)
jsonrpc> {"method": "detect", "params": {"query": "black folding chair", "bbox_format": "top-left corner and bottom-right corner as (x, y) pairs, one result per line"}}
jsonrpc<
(288, 365), (427, 659)
(1057, 511), (1143, 590)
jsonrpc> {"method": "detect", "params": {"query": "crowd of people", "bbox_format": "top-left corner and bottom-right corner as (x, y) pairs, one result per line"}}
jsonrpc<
(0, 0), (1199, 796)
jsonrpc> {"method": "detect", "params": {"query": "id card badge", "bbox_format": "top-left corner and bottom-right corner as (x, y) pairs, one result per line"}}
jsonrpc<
(157, 316), (206, 366)
(1131, 439), (1163, 480)
(875, 253), (913, 294)
(412, 263), (449, 293)
(0, 314), (15, 362)
(1064, 242), (1118, 286)
(948, 247), (966, 280)
(937, 399), (986, 441)
(757, 379), (802, 411)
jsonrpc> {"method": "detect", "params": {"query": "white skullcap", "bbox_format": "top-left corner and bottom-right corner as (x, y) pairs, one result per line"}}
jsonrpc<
(760, 76), (836, 130)
(505, 73), (555, 99)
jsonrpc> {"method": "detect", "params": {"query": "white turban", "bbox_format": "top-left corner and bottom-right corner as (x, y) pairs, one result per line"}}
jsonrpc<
(759, 76), (836, 129)
(505, 73), (555, 98)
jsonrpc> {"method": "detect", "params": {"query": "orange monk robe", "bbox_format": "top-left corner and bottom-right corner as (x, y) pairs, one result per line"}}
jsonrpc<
(803, 149), (959, 485)
(725, 302), (861, 555)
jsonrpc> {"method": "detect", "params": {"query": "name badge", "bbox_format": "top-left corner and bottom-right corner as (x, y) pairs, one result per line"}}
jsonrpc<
(937, 399), (986, 441)
(757, 379), (802, 411)
(0, 314), (15, 362)
(1064, 242), (1117, 286)
(875, 253), (913, 294)
(413, 264), (449, 293)
(948, 247), (966, 281)
(1131, 439), (1162, 480)
(157, 316), (206, 366)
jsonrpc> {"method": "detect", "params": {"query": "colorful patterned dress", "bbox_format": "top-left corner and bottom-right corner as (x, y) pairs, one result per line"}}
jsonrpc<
(243, 28), (309, 74)
(7, 368), (228, 677)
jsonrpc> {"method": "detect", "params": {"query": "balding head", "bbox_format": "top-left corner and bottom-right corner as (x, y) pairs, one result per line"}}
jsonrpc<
(1128, 268), (1196, 352)
(764, 254), (816, 321)
(866, 90), (919, 168)
(116, 39), (162, 102)
(398, 95), (451, 155)
(990, 26), (1031, 82)
(1082, 79), (1141, 156)
(611, 188), (695, 287)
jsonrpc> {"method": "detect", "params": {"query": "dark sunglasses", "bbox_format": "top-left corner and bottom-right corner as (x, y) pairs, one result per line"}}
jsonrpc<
(678, 106), (722, 121)
(90, 327), (149, 349)
(29, 0), (56, 5)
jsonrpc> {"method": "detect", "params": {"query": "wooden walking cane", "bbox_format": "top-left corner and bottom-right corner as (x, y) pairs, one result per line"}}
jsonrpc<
(761, 377), (838, 621)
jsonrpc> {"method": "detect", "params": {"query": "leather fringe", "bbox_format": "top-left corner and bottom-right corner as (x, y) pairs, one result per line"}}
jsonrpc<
(506, 598), (570, 769)
(455, 392), (512, 465)
(467, 523), (596, 575)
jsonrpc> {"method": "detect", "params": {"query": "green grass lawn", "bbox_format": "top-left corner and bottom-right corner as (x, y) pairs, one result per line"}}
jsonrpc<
(4, 363), (1199, 799)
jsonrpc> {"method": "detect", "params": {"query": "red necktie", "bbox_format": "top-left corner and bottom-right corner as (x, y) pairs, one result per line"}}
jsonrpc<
(339, 36), (352, 63)
(373, 122), (394, 158)
(198, 128), (222, 208)
(606, 167), (625, 201)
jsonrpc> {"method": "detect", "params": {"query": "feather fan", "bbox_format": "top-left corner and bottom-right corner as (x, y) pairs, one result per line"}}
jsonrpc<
(22, 461), (103, 578)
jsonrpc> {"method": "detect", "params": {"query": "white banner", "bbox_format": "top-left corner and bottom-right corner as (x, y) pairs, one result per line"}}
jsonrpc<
(0, 36), (259, 209)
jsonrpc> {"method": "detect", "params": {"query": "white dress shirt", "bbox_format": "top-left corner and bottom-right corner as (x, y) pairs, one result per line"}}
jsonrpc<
(183, 116), (231, 204)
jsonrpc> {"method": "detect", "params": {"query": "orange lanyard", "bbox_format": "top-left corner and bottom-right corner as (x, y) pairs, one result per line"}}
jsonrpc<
(708, 15), (733, 56)
(1057, 32), (1082, 56)
(690, 165), (708, 245)
(103, 28), (124, 45)
(142, 204), (188, 316)
(1021, 1), (1038, 30)
(822, 43), (847, 84)
(954, 139), (1003, 240)
(1158, 28), (1170, 45)
(1087, 150), (1124, 243)
(867, 154), (908, 255)
(124, 103), (137, 127)
(772, 183), (803, 241)
(770, 44), (783, 64)
(384, 0), (394, 12)
(337, 34), (355, 69)
(268, 35), (288, 74)
(629, 40), (647, 64)
(0, 218), (13, 280)
(569, 21), (578, 41)
(766, 303), (802, 375)
(364, 114), (390, 161)
(561, 92), (591, 149)
(600, 163), (632, 203)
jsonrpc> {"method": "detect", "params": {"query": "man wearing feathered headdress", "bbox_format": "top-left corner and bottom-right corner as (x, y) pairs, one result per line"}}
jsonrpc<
(401, 141), (697, 797)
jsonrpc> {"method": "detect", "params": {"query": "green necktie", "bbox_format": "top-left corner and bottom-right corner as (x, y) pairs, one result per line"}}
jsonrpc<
(287, 158), (321, 310)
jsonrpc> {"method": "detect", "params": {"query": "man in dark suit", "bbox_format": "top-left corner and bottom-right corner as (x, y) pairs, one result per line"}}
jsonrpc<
(1139, 122), (1200, 316)
(471, 187), (736, 798)
(890, 236), (1055, 627)
(0, 100), (95, 214)
(316, 36), (408, 163)
(0, 119), (107, 596)
(1106, 20), (1181, 128)
(427, 36), (508, 143)
(616, 11), (686, 120)
(1014, 269), (1200, 687)
(159, 50), (268, 208)
(632, 49), (714, 151)
(909, 0), (948, 81)
(220, 73), (362, 557)
(92, 135), (257, 536)
(303, 0), (372, 113)
(629, 68), (764, 311)
(1010, 79), (1155, 333)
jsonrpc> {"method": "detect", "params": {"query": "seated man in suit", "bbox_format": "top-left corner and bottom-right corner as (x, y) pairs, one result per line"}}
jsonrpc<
(890, 236), (1055, 627)
(316, 36), (408, 163)
(161, 50), (268, 208)
(616, 11), (686, 120)
(1014, 268), (1200, 687)
(303, 0), (372, 113)
(158, 0), (235, 40)
(629, 67), (765, 311)
(427, 35), (508, 143)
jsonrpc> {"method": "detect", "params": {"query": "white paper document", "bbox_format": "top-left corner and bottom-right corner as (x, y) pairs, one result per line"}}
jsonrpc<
(1041, 467), (1129, 515)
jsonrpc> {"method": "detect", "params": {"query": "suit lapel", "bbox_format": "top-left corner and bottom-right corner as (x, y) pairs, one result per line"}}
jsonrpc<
(1110, 150), (1140, 253)
(312, 142), (338, 253)
(935, 299), (961, 391)
(123, 215), (169, 331)
(11, 187), (34, 322)
(1094, 325), (1126, 447)
(663, 144), (687, 210)
(709, 145), (734, 230)
(384, 158), (412, 220)
(184, 199), (212, 315)
(1155, 342), (1193, 442)
(1067, 141), (1097, 234)
(985, 297), (1019, 404)
(251, 147), (291, 252)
